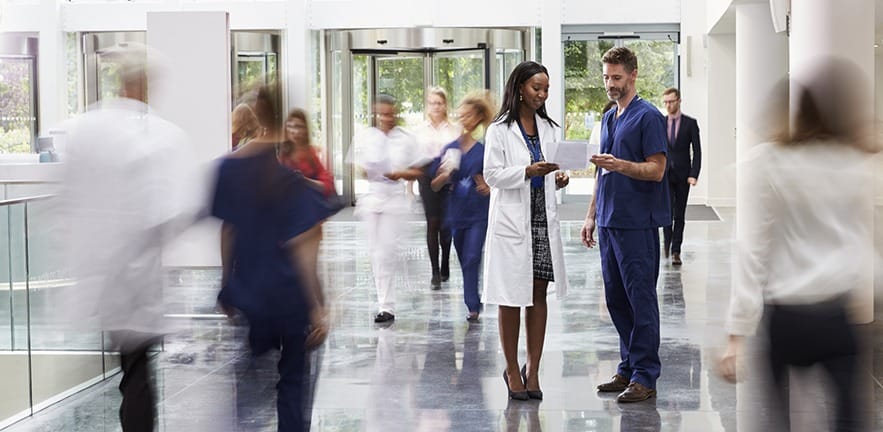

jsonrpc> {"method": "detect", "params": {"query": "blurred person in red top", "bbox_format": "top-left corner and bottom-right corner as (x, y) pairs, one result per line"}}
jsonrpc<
(277, 108), (336, 196)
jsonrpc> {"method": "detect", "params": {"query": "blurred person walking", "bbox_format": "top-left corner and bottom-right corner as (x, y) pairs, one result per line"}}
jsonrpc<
(212, 86), (337, 431)
(483, 61), (569, 401)
(278, 108), (336, 196)
(660, 87), (701, 266)
(57, 46), (198, 432)
(353, 94), (429, 324)
(429, 91), (494, 322)
(720, 62), (877, 432)
(232, 102), (262, 151)
(581, 47), (670, 403)
(416, 87), (461, 289)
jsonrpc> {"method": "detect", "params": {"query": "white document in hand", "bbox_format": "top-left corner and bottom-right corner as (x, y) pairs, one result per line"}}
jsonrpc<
(552, 140), (589, 170)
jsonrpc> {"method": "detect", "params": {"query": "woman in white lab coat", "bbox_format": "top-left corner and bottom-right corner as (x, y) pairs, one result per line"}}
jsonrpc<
(483, 61), (569, 400)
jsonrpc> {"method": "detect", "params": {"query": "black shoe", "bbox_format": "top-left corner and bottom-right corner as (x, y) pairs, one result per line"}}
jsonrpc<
(503, 370), (529, 400)
(440, 265), (450, 282)
(672, 252), (682, 266)
(374, 312), (395, 323)
(430, 274), (441, 290)
(466, 312), (480, 323)
(521, 365), (543, 400)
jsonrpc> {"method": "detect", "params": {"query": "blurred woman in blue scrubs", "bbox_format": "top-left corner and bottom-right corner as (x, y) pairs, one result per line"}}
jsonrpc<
(212, 85), (337, 432)
(430, 91), (494, 322)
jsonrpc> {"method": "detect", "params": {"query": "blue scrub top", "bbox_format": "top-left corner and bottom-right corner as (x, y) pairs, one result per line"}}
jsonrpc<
(597, 95), (671, 229)
(211, 149), (333, 319)
(430, 139), (490, 229)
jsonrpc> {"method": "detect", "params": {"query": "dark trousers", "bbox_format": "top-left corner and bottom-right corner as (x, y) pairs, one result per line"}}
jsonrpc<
(452, 221), (486, 313)
(598, 227), (661, 389)
(766, 300), (862, 432)
(247, 318), (310, 432)
(663, 178), (690, 254)
(418, 177), (452, 276)
(113, 332), (158, 432)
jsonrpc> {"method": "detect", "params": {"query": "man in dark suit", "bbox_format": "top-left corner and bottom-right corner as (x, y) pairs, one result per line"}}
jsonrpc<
(661, 88), (700, 265)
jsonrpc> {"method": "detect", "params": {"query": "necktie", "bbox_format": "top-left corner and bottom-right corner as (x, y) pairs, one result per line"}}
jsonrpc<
(669, 118), (677, 145)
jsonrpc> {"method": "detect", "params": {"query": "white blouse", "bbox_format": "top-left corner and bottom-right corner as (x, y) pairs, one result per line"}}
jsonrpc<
(726, 141), (875, 336)
(415, 120), (461, 159)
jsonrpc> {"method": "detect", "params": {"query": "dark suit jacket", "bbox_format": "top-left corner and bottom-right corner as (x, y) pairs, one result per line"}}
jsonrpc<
(666, 114), (701, 183)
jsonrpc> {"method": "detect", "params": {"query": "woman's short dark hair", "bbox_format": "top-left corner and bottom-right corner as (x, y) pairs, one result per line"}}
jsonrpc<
(494, 61), (558, 128)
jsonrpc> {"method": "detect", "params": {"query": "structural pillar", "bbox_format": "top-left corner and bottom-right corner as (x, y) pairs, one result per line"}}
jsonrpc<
(789, 0), (875, 325)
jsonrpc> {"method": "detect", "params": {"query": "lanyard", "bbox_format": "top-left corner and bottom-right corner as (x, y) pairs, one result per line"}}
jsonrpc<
(516, 118), (545, 188)
(516, 119), (544, 162)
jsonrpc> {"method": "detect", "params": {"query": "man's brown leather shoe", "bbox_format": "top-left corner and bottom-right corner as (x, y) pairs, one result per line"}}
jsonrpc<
(616, 382), (656, 403)
(672, 253), (682, 266)
(597, 374), (630, 392)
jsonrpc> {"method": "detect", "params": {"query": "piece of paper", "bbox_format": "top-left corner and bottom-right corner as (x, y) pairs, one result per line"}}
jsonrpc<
(551, 140), (589, 170)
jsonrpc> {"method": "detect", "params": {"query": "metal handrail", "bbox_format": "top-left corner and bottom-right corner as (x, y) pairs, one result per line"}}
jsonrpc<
(0, 194), (55, 207)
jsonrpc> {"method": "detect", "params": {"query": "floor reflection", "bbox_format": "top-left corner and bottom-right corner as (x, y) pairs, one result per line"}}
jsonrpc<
(5, 215), (881, 432)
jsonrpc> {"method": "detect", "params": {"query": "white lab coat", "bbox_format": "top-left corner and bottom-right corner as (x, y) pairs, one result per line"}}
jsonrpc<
(55, 98), (198, 339)
(482, 116), (568, 307)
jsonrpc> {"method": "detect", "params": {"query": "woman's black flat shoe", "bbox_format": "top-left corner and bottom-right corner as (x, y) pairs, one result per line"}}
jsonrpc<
(521, 364), (543, 400)
(503, 370), (529, 400)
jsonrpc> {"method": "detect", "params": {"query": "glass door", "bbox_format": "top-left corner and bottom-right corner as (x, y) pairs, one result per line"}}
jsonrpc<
(326, 28), (527, 205)
(561, 26), (679, 199)
(432, 50), (486, 110)
(374, 54), (427, 131)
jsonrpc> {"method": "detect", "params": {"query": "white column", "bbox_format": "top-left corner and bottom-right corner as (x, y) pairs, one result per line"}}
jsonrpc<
(37, 0), (64, 134)
(148, 11), (230, 267)
(789, 0), (875, 325)
(733, 5), (788, 431)
(541, 0), (563, 131)
(735, 2), (788, 163)
(285, 0), (310, 112)
(734, 0), (787, 258)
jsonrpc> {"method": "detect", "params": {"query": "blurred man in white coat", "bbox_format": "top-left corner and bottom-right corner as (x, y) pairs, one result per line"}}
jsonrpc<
(57, 45), (197, 432)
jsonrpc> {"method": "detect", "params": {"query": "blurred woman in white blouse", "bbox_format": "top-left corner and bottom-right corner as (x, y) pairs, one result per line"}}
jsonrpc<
(415, 87), (462, 288)
(720, 60), (878, 432)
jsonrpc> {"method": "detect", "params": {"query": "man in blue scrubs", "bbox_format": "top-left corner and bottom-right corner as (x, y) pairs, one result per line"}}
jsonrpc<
(581, 47), (670, 403)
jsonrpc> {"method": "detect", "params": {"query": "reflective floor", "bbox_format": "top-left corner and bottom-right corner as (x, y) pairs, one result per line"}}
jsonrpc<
(5, 206), (883, 431)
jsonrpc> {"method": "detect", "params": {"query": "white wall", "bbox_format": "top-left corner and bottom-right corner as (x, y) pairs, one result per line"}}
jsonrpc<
(561, 0), (679, 25)
(679, 0), (709, 205)
(308, 0), (538, 29)
(61, 1), (286, 31)
(705, 34), (736, 208)
(706, 0), (734, 34)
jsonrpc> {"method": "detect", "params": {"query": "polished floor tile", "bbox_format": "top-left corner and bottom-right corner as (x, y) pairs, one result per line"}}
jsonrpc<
(5, 208), (883, 432)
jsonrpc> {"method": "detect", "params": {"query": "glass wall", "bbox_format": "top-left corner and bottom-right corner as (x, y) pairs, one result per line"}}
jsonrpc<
(0, 194), (119, 429)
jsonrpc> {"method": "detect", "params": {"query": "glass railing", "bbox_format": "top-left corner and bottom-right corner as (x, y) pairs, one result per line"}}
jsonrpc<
(0, 193), (121, 430)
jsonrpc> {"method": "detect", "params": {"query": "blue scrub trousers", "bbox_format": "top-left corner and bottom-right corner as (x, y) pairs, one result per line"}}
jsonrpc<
(247, 316), (310, 432)
(452, 221), (486, 313)
(598, 226), (661, 389)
